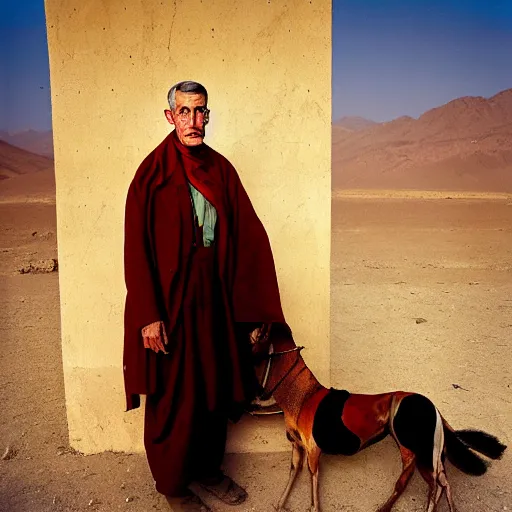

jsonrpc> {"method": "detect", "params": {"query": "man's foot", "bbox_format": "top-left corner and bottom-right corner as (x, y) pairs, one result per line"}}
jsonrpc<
(165, 491), (212, 512)
(197, 474), (248, 506)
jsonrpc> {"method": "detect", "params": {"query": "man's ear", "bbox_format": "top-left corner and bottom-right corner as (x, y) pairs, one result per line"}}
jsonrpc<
(164, 109), (175, 126)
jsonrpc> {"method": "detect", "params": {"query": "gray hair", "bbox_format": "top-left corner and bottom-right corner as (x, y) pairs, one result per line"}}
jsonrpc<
(167, 81), (208, 110)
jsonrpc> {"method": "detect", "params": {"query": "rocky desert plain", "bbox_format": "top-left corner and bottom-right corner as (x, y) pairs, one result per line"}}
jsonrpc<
(1, 90), (511, 511)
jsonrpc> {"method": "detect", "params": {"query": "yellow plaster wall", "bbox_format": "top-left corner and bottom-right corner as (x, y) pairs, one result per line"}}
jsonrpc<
(45, 0), (331, 453)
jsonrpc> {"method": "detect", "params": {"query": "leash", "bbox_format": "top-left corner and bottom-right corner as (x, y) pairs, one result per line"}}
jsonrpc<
(259, 345), (305, 401)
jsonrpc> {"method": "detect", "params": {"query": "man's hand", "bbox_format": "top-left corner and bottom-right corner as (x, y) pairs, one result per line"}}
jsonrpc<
(249, 325), (262, 345)
(249, 323), (271, 345)
(141, 320), (169, 354)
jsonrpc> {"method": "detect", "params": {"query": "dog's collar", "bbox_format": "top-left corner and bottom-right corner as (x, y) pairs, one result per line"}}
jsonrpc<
(259, 344), (304, 400)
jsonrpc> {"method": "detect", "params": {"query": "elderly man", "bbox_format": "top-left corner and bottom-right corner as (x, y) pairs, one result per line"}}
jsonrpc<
(123, 81), (289, 511)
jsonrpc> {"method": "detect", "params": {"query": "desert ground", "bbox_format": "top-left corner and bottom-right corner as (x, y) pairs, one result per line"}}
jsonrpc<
(1, 173), (511, 511)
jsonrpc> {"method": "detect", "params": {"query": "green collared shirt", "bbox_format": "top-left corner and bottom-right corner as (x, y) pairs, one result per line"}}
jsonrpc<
(188, 183), (217, 247)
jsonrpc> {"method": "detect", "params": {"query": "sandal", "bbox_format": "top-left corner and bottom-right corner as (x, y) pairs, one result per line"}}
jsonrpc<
(197, 474), (248, 506)
(165, 491), (213, 512)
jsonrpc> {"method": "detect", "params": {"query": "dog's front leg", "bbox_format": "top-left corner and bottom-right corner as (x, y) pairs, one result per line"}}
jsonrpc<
(307, 446), (321, 512)
(276, 441), (304, 510)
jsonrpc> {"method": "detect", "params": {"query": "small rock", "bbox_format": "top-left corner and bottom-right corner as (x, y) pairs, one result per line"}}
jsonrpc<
(125, 497), (133, 503)
(18, 258), (58, 274)
(56, 445), (69, 456)
(415, 318), (427, 324)
(1, 446), (17, 461)
(120, 483), (125, 489)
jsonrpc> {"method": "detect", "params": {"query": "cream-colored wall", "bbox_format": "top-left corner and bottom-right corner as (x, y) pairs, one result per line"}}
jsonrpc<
(45, 0), (331, 453)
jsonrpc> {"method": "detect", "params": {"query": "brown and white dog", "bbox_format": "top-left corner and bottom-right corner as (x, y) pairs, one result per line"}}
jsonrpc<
(251, 324), (507, 512)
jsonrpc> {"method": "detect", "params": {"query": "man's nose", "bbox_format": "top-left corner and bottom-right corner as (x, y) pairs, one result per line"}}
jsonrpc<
(187, 112), (201, 127)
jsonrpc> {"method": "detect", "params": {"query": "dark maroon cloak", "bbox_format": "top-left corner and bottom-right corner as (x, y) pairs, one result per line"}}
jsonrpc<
(123, 130), (287, 412)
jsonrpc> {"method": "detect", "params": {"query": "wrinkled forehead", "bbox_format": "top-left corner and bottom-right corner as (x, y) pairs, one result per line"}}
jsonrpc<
(174, 91), (207, 109)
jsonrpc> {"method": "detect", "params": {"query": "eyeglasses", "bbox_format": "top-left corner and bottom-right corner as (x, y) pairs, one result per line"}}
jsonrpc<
(175, 106), (210, 124)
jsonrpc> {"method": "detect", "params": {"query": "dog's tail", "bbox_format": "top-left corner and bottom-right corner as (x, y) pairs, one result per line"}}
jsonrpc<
(442, 419), (507, 476)
(455, 429), (507, 460)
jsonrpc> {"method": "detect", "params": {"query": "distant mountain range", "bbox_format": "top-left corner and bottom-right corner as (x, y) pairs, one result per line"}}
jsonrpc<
(333, 116), (377, 131)
(0, 140), (55, 200)
(333, 88), (512, 192)
(0, 140), (54, 180)
(0, 130), (54, 159)
(2, 89), (512, 194)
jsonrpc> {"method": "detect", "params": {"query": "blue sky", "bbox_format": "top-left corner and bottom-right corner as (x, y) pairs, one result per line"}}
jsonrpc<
(0, 0), (51, 132)
(333, 0), (512, 121)
(1, 1), (511, 131)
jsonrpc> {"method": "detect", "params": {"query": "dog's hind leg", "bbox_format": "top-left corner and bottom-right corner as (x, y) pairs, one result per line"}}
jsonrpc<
(376, 446), (416, 512)
(418, 461), (455, 512)
(438, 468), (455, 512)
(276, 441), (304, 511)
(418, 466), (444, 512)
(419, 411), (453, 512)
(307, 445), (321, 512)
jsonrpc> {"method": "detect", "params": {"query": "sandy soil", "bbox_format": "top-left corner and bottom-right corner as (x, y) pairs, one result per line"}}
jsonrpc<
(330, 196), (512, 511)
(1, 189), (511, 511)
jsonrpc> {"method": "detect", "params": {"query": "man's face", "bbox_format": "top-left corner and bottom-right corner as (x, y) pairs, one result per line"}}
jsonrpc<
(165, 91), (208, 146)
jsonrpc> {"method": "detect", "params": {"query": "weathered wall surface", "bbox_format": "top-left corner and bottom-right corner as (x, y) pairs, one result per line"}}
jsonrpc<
(45, 0), (331, 453)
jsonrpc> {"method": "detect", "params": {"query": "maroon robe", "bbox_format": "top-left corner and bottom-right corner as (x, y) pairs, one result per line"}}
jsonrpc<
(123, 130), (288, 495)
